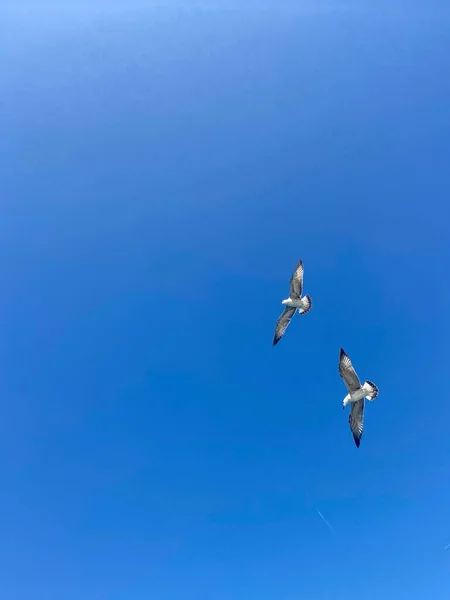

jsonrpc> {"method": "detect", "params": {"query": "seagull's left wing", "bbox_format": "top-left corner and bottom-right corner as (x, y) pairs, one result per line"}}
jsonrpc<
(349, 399), (364, 448)
(339, 348), (361, 393)
(273, 307), (296, 346)
(289, 260), (304, 299)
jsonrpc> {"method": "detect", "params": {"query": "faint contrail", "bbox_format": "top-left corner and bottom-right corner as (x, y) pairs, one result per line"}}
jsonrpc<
(444, 543), (450, 550)
(316, 509), (334, 533)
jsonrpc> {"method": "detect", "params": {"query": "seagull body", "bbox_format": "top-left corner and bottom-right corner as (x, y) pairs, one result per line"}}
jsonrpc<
(343, 381), (377, 405)
(281, 296), (308, 309)
(272, 260), (312, 346)
(339, 348), (379, 447)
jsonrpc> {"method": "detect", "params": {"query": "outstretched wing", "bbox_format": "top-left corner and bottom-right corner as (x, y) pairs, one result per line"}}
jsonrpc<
(273, 307), (296, 346)
(339, 348), (361, 393)
(289, 260), (304, 300)
(349, 398), (364, 448)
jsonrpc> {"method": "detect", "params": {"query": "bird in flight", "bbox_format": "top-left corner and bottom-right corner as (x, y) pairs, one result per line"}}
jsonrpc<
(272, 259), (312, 346)
(339, 348), (379, 448)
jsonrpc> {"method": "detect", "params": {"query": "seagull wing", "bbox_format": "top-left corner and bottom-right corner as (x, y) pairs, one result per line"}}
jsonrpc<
(339, 348), (361, 393)
(289, 260), (304, 299)
(273, 307), (296, 346)
(349, 398), (364, 448)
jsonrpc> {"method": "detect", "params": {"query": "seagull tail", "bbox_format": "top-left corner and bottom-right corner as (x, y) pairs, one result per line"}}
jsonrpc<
(364, 380), (379, 400)
(298, 295), (312, 315)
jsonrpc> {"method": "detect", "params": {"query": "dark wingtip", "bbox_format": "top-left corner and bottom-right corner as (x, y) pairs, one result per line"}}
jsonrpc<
(340, 348), (345, 357)
(272, 337), (279, 346)
(354, 437), (361, 448)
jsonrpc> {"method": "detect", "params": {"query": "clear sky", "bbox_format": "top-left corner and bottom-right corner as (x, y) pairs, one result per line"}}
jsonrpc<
(2, 2), (450, 599)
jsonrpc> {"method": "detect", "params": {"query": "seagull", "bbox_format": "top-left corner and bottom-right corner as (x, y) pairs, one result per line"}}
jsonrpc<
(339, 348), (379, 448)
(272, 259), (312, 346)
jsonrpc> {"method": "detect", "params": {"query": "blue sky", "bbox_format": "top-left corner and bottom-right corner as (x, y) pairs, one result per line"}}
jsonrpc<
(2, 2), (450, 598)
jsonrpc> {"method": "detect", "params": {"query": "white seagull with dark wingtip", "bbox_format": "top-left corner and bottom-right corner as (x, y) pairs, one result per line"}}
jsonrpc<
(339, 348), (379, 448)
(272, 260), (312, 346)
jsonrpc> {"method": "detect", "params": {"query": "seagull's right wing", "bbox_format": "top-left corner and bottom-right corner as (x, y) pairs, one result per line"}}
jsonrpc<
(273, 307), (296, 346)
(349, 398), (364, 448)
(339, 348), (361, 393)
(289, 260), (304, 300)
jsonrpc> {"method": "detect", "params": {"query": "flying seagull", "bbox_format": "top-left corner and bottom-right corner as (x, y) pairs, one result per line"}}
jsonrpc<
(339, 348), (379, 448)
(272, 260), (312, 346)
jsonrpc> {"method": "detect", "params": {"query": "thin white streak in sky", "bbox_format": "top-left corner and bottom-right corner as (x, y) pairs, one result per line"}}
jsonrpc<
(316, 509), (334, 533)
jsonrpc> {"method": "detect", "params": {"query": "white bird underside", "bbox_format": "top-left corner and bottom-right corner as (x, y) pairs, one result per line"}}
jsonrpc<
(282, 297), (305, 309)
(348, 381), (378, 403)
